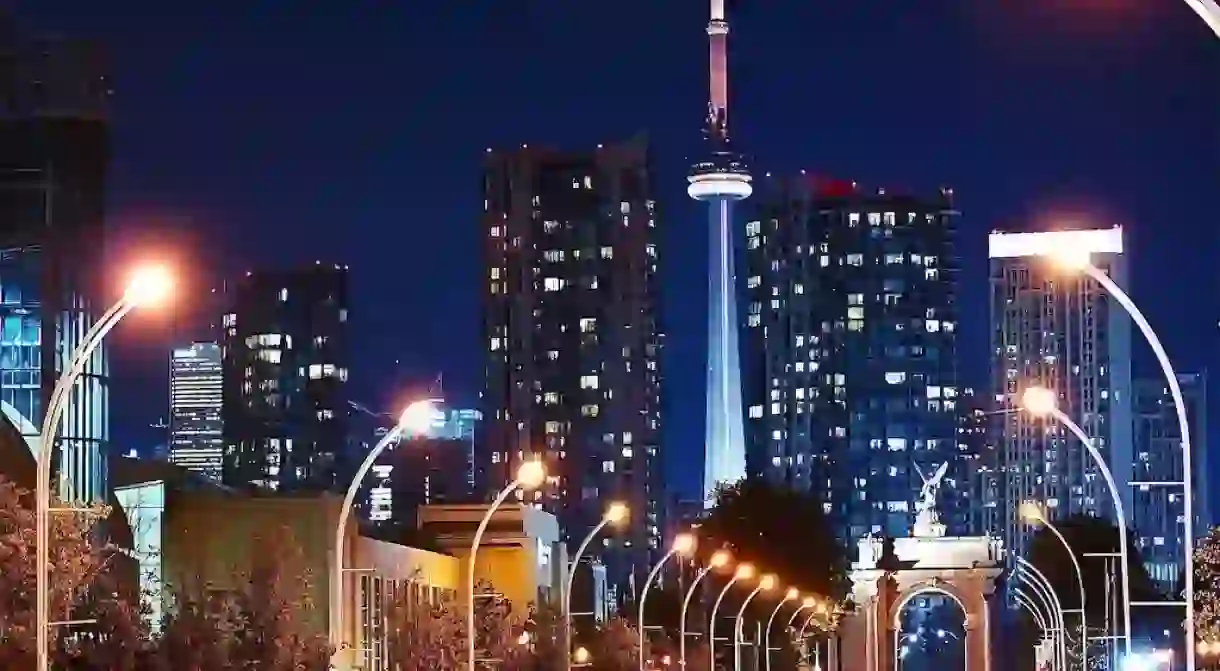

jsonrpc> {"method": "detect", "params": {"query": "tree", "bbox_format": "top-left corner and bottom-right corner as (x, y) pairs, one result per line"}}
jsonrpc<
(152, 524), (331, 671)
(586, 617), (638, 671)
(1194, 526), (1220, 640)
(0, 476), (152, 669)
(385, 579), (534, 671)
(698, 478), (849, 603)
(387, 597), (464, 671)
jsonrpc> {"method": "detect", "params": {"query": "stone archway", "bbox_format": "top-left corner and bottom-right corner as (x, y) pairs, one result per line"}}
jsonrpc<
(835, 535), (1004, 671)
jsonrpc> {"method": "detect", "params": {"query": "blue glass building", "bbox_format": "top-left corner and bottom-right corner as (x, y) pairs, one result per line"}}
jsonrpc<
(0, 27), (111, 504)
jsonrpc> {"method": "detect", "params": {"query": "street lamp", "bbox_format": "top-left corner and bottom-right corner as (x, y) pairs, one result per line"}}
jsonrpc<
(1021, 386), (1132, 659)
(639, 532), (696, 671)
(573, 646), (592, 668)
(709, 564), (754, 671)
(467, 460), (546, 671)
(37, 264), (173, 671)
(733, 574), (775, 671)
(1044, 248), (1198, 669)
(762, 587), (800, 671)
(1017, 556), (1068, 671)
(1015, 590), (1056, 671)
(679, 550), (730, 669)
(1020, 501), (1087, 669)
(330, 400), (436, 665)
(565, 502), (628, 671)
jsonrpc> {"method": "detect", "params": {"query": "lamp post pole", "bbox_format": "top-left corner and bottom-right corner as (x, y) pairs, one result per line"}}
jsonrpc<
(709, 567), (752, 671)
(761, 591), (800, 671)
(1022, 504), (1088, 668)
(1074, 261), (1196, 668)
(564, 504), (626, 671)
(638, 534), (694, 671)
(1023, 388), (1132, 660)
(679, 551), (729, 670)
(733, 578), (771, 671)
(331, 400), (433, 668)
(467, 461), (545, 671)
(37, 267), (172, 671)
(1018, 557), (1068, 671)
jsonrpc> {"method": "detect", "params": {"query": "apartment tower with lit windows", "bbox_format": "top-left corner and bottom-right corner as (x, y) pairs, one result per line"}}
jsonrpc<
(743, 178), (966, 543)
(478, 137), (663, 596)
(987, 227), (1133, 560)
(219, 265), (350, 492)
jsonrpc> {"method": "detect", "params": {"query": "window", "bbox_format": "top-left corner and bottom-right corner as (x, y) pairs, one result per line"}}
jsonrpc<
(885, 372), (906, 384)
(580, 375), (599, 389)
(846, 254), (864, 266)
(490, 226), (502, 238)
(579, 318), (597, 333)
(600, 246), (614, 259)
(544, 278), (564, 292)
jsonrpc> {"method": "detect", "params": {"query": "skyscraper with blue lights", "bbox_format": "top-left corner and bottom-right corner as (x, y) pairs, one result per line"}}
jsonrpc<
(690, 0), (750, 506)
(0, 25), (112, 504)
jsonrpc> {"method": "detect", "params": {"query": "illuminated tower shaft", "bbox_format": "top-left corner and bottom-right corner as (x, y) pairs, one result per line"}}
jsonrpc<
(690, 0), (751, 506)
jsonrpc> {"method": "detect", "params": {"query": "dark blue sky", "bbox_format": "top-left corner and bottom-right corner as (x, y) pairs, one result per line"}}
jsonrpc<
(16, 0), (1220, 499)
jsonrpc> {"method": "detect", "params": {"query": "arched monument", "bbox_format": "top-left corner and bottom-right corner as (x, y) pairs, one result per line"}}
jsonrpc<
(835, 462), (1004, 671)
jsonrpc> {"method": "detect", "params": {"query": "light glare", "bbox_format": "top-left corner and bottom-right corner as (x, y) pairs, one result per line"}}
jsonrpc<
(604, 502), (628, 523)
(735, 563), (754, 580)
(1019, 501), (1045, 524)
(709, 550), (730, 567)
(672, 533), (696, 554)
(516, 460), (546, 489)
(785, 587), (799, 600)
(399, 399), (437, 436)
(1022, 387), (1058, 417)
(124, 265), (174, 307)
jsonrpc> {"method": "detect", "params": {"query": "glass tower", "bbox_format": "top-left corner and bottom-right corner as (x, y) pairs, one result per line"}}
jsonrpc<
(0, 28), (111, 504)
(168, 342), (223, 478)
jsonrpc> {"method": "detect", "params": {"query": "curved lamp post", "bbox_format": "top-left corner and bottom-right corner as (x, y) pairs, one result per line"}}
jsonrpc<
(467, 460), (547, 671)
(1046, 250), (1197, 667)
(679, 550), (730, 669)
(1183, 0), (1220, 37)
(761, 588), (800, 671)
(1014, 590), (1056, 671)
(1022, 386), (1132, 660)
(331, 399), (437, 664)
(564, 502), (628, 671)
(709, 564), (754, 671)
(1017, 557), (1067, 671)
(733, 574), (775, 671)
(37, 264), (173, 671)
(639, 532), (696, 671)
(1020, 501), (1087, 669)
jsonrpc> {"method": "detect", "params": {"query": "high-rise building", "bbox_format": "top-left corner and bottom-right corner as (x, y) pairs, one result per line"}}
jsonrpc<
(479, 138), (663, 593)
(0, 24), (112, 504)
(959, 387), (998, 537)
(987, 227), (1133, 559)
(689, 0), (751, 505)
(220, 264), (350, 492)
(168, 342), (223, 478)
(347, 399), (478, 533)
(1132, 372), (1209, 593)
(744, 178), (965, 542)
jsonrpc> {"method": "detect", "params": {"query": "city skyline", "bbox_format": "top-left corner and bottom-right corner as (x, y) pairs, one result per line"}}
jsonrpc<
(12, 2), (1219, 508)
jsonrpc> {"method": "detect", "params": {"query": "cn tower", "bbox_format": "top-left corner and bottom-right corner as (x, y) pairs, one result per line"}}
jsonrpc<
(689, 0), (750, 506)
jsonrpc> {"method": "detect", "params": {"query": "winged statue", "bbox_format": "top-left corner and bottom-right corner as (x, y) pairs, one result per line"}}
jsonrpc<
(915, 462), (949, 514)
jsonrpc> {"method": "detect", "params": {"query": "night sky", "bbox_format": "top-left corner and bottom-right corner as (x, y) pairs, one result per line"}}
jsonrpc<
(14, 1), (1220, 501)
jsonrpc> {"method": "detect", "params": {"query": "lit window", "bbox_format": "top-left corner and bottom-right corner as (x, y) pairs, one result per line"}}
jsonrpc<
(622, 432), (632, 445)
(748, 405), (763, 419)
(579, 318), (597, 333)
(490, 226), (502, 238)
(279, 288), (288, 302)
(885, 372), (906, 384)
(583, 176), (593, 189)
(580, 375), (599, 389)
(544, 278), (564, 292)
(490, 337), (501, 351)
(925, 320), (941, 332)
(846, 254), (864, 266)
(600, 246), (614, 259)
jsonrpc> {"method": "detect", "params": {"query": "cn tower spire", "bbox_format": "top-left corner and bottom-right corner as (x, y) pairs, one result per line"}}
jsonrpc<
(706, 0), (730, 142)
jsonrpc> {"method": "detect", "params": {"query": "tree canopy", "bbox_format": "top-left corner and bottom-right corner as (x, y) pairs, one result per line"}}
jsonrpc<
(697, 477), (849, 602)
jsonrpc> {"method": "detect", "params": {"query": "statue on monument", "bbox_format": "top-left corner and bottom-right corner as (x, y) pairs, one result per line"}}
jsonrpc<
(913, 462), (949, 537)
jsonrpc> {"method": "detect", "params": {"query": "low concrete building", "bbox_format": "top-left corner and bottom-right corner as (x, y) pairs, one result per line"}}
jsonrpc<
(111, 458), (565, 671)
(418, 503), (566, 615)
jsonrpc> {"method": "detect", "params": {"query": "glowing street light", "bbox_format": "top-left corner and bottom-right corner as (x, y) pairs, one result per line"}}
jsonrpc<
(639, 533), (697, 671)
(331, 401), (437, 666)
(467, 460), (546, 671)
(1021, 385), (1132, 659)
(709, 564), (754, 671)
(1020, 501), (1087, 668)
(37, 263), (174, 671)
(680, 550), (731, 669)
(762, 586), (801, 671)
(573, 646), (592, 668)
(564, 502), (628, 671)
(734, 574), (775, 671)
(1040, 244), (1199, 669)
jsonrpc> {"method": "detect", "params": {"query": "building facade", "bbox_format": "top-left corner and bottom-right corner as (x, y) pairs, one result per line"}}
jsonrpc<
(1132, 372), (1209, 594)
(478, 138), (663, 595)
(986, 227), (1133, 559)
(744, 178), (966, 543)
(220, 264), (350, 492)
(168, 342), (223, 478)
(0, 25), (112, 503)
